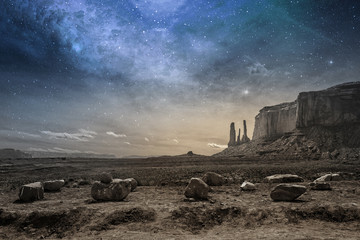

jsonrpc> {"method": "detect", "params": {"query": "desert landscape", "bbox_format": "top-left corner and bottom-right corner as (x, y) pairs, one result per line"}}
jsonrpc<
(1, 82), (360, 239)
(0, 156), (360, 239)
(2, 1), (360, 239)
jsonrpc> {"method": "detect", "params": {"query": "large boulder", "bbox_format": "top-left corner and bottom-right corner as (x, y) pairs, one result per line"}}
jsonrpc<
(270, 184), (306, 201)
(91, 179), (131, 201)
(124, 178), (137, 191)
(184, 178), (209, 200)
(44, 180), (65, 192)
(202, 172), (224, 186)
(19, 182), (44, 202)
(100, 172), (113, 184)
(240, 181), (256, 191)
(265, 174), (304, 183)
(315, 173), (341, 182)
(310, 182), (331, 190)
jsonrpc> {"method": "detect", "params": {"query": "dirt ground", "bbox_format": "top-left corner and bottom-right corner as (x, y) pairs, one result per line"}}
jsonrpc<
(0, 157), (359, 239)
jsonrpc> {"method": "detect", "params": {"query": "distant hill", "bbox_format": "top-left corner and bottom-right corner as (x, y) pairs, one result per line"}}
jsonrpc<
(0, 149), (32, 159)
(25, 151), (116, 159)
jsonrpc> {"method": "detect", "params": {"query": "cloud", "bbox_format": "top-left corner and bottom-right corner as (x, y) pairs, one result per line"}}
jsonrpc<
(27, 147), (96, 154)
(106, 131), (127, 138)
(248, 62), (272, 77)
(144, 137), (150, 142)
(124, 142), (131, 145)
(173, 139), (179, 144)
(41, 129), (97, 141)
(207, 143), (227, 149)
(16, 131), (41, 138)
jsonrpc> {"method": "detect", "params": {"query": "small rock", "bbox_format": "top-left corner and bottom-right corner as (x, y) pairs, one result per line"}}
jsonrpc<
(270, 184), (306, 201)
(19, 182), (44, 202)
(100, 172), (113, 184)
(124, 178), (137, 191)
(91, 179), (131, 201)
(202, 172), (224, 186)
(315, 173), (341, 182)
(44, 180), (65, 192)
(310, 182), (331, 190)
(240, 181), (256, 191)
(184, 178), (209, 200)
(78, 179), (91, 185)
(225, 177), (234, 184)
(265, 174), (304, 183)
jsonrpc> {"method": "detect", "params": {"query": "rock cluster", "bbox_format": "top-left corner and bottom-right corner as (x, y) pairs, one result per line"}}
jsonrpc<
(91, 179), (131, 201)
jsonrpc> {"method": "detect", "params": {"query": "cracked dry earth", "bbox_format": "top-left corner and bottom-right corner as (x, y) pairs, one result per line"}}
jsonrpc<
(1, 180), (360, 239)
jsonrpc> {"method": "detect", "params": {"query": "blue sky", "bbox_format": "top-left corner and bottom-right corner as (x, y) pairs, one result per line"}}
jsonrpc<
(1, 0), (359, 156)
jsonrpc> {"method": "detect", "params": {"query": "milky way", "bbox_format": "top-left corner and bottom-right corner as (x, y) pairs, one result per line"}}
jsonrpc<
(1, 0), (360, 157)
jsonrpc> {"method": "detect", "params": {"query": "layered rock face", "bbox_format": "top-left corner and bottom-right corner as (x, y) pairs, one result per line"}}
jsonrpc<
(252, 101), (297, 140)
(253, 82), (360, 140)
(296, 82), (360, 128)
(217, 82), (360, 160)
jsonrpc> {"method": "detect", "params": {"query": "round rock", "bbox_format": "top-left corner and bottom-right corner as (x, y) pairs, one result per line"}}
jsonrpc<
(44, 180), (65, 192)
(100, 172), (113, 184)
(202, 172), (224, 186)
(184, 178), (209, 200)
(240, 181), (256, 191)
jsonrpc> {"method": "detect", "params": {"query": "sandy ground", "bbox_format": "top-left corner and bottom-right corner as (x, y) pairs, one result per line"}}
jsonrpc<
(0, 157), (360, 239)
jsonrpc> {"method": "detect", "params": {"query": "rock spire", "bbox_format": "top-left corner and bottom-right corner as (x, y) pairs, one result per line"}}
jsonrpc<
(228, 122), (236, 147)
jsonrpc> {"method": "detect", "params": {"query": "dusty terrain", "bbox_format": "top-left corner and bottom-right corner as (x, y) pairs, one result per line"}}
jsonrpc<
(0, 156), (360, 239)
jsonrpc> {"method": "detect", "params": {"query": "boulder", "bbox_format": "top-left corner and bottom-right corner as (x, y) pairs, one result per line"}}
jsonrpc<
(202, 172), (224, 186)
(265, 174), (304, 183)
(100, 172), (113, 184)
(124, 178), (137, 191)
(270, 184), (306, 201)
(184, 178), (209, 200)
(240, 181), (256, 191)
(310, 182), (331, 190)
(44, 180), (65, 192)
(91, 179), (131, 201)
(315, 173), (341, 182)
(19, 182), (44, 202)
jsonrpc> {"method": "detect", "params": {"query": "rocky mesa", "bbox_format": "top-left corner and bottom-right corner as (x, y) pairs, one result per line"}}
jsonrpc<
(216, 82), (360, 160)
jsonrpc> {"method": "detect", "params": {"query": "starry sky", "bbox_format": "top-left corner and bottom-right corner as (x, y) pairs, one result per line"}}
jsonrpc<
(1, 0), (360, 157)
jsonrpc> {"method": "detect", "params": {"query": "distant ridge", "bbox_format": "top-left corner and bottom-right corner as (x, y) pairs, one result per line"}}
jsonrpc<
(25, 150), (116, 159)
(0, 148), (32, 159)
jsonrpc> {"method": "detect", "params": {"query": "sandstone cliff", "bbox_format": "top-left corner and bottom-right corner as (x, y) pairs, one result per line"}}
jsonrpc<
(216, 82), (360, 161)
(252, 101), (297, 140)
(253, 82), (360, 140)
(296, 82), (360, 128)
